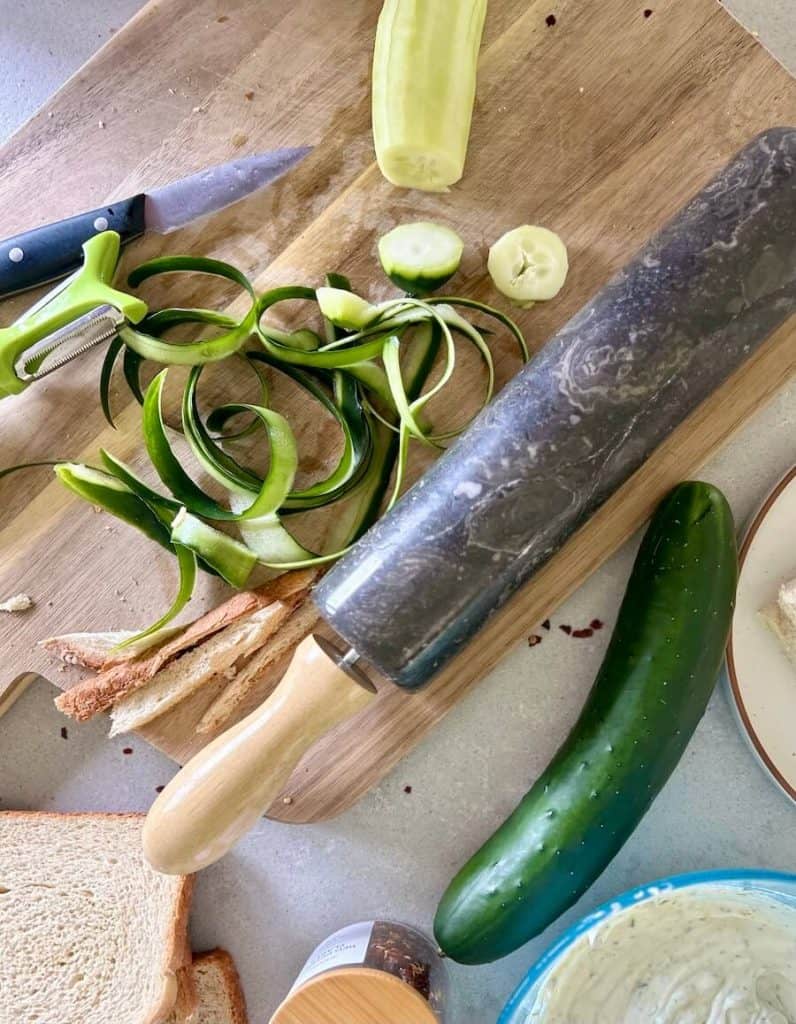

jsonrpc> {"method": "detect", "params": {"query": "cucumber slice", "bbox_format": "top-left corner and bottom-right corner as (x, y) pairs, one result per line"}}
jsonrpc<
(378, 222), (464, 295)
(487, 225), (569, 305)
(315, 287), (380, 331)
(372, 0), (488, 191)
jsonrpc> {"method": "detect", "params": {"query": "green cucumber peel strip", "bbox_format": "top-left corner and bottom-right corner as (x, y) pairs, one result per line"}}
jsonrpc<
(122, 256), (258, 366)
(128, 254), (257, 295)
(256, 286), (394, 407)
(0, 460), (62, 481)
(179, 353), (263, 493)
(123, 345), (146, 405)
(97, 450), (248, 583)
(99, 449), (180, 522)
(120, 315), (254, 367)
(170, 508), (257, 588)
(205, 354), (270, 442)
(245, 354), (373, 512)
(145, 368), (301, 522)
(115, 542), (197, 649)
(143, 369), (243, 519)
(207, 402), (298, 521)
(55, 463), (174, 550)
(156, 366), (319, 565)
(99, 336), (125, 427)
(55, 462), (200, 647)
(427, 296), (529, 361)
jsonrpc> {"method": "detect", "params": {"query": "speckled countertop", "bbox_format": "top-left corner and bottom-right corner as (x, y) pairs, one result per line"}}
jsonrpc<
(1, 3), (795, 1023)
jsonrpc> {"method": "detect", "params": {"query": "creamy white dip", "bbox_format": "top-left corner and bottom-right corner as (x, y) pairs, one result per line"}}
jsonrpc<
(529, 886), (796, 1023)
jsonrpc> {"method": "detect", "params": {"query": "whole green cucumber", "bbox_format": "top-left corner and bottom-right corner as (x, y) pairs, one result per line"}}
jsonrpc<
(434, 481), (738, 964)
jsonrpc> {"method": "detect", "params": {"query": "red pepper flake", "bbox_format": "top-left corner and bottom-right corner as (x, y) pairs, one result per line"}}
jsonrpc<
(559, 624), (572, 635)
(590, 618), (604, 631)
(403, 785), (413, 794)
(528, 634), (543, 647)
(60, 726), (68, 740)
(541, 619), (551, 631)
(572, 627), (594, 639)
(155, 785), (164, 793)
(643, 8), (653, 16)
(546, 13), (557, 26)
(122, 747), (133, 755)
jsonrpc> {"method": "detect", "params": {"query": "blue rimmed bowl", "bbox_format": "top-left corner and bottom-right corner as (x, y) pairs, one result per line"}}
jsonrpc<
(498, 868), (796, 1023)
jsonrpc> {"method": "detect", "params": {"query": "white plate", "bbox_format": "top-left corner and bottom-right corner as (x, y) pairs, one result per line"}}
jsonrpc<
(727, 465), (796, 804)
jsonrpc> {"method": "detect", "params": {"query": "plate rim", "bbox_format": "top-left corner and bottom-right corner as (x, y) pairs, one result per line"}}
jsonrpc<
(726, 463), (796, 804)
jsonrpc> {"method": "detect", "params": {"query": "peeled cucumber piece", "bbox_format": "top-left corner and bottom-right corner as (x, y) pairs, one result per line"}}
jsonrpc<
(372, 0), (489, 191)
(488, 225), (569, 305)
(378, 222), (464, 294)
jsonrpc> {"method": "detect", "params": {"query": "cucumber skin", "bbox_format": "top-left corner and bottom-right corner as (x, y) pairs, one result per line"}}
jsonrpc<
(434, 481), (738, 964)
(384, 267), (456, 298)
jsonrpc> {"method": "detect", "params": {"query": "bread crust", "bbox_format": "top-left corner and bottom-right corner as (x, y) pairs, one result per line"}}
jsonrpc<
(40, 632), (137, 670)
(196, 598), (320, 734)
(53, 570), (318, 722)
(194, 949), (249, 1024)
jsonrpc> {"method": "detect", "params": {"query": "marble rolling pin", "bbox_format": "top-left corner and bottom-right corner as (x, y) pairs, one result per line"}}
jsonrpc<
(144, 127), (795, 874)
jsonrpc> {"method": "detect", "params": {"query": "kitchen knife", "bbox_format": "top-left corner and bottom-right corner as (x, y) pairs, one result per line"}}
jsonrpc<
(144, 127), (796, 875)
(0, 147), (311, 299)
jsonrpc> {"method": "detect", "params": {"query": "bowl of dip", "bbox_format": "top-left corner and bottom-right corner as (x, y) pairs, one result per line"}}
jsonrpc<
(499, 869), (796, 1023)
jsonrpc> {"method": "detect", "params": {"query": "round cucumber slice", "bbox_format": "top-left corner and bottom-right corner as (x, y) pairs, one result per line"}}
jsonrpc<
(316, 287), (380, 330)
(378, 221), (464, 295)
(487, 225), (568, 305)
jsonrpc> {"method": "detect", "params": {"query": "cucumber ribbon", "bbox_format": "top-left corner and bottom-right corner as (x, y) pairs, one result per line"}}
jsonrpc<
(52, 254), (528, 646)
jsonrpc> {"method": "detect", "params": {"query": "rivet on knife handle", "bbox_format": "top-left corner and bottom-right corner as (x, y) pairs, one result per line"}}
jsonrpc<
(142, 635), (376, 875)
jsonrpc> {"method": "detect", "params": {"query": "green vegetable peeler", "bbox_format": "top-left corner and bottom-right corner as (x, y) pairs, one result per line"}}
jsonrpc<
(0, 231), (147, 399)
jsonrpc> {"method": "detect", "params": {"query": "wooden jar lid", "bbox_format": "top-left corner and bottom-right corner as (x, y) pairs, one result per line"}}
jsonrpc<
(270, 966), (440, 1024)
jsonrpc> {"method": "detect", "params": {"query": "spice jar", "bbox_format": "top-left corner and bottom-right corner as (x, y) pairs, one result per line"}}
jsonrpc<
(271, 920), (449, 1024)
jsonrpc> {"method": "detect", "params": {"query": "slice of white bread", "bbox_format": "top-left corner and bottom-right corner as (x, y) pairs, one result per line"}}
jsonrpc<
(168, 950), (248, 1024)
(0, 812), (193, 1024)
(760, 578), (796, 668)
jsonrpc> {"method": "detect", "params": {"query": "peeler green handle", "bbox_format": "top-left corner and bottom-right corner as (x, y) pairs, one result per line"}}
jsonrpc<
(0, 232), (148, 398)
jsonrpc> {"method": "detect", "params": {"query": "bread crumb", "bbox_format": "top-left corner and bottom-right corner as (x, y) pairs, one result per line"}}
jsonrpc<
(0, 594), (34, 613)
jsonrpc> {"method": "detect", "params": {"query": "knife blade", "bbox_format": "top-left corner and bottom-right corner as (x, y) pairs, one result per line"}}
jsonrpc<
(0, 147), (311, 300)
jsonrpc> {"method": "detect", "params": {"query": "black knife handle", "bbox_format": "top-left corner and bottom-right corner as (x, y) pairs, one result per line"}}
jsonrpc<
(0, 194), (146, 299)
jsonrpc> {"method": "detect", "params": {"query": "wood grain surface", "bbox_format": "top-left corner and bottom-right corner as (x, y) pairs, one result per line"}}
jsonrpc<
(0, 0), (793, 822)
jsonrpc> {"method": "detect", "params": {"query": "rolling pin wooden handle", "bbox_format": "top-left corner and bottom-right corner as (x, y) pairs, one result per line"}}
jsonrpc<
(142, 634), (376, 875)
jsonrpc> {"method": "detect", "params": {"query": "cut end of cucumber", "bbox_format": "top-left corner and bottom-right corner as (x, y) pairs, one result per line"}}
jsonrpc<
(488, 225), (569, 304)
(376, 145), (463, 192)
(378, 221), (464, 295)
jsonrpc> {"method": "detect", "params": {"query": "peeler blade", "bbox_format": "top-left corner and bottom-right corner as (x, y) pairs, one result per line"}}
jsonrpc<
(14, 304), (125, 383)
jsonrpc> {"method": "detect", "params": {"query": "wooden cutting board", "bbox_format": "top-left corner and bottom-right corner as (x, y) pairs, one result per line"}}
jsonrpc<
(0, 0), (794, 823)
